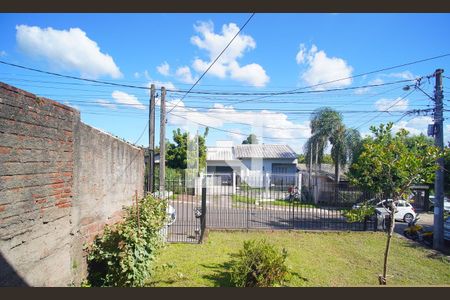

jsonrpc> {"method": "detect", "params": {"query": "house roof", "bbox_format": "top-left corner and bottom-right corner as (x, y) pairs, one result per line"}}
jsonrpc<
(234, 144), (297, 159)
(207, 147), (234, 161)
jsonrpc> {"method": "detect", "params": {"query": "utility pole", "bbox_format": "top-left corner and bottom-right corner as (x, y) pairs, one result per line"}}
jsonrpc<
(148, 84), (155, 194)
(159, 87), (166, 194)
(315, 142), (319, 204)
(196, 129), (199, 177)
(309, 142), (312, 190)
(433, 69), (444, 250)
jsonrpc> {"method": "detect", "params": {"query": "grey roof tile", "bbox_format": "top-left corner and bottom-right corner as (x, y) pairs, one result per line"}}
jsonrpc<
(234, 144), (297, 159)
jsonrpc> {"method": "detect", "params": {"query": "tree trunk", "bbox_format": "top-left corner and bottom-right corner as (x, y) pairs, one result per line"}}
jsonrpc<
(334, 153), (340, 202)
(379, 200), (396, 285)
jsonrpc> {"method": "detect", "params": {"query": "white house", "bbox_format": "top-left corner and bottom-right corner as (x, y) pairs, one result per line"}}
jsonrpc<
(206, 141), (299, 190)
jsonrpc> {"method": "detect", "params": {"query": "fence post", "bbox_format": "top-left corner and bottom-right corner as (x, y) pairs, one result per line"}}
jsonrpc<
(200, 176), (207, 243)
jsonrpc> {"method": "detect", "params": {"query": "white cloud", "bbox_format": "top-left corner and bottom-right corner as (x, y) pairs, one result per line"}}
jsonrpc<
(134, 70), (151, 80)
(354, 78), (385, 95)
(148, 80), (176, 91)
(157, 62), (171, 76)
(296, 44), (353, 90)
(161, 99), (311, 150)
(374, 97), (409, 112)
(226, 128), (244, 145)
(0, 50), (6, 57)
(386, 71), (416, 80)
(95, 99), (117, 110)
(392, 116), (433, 135)
(228, 61), (270, 87)
(175, 66), (197, 84)
(111, 91), (145, 110)
(16, 25), (122, 79)
(189, 21), (269, 87)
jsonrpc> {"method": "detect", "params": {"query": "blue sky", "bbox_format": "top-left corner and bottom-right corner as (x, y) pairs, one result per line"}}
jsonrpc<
(1, 13), (450, 153)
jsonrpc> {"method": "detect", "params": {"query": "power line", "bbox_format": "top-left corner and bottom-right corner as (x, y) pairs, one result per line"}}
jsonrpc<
(1, 76), (413, 100)
(166, 13), (255, 114)
(353, 89), (416, 131)
(0, 60), (150, 90)
(167, 111), (312, 140)
(1, 53), (449, 96)
(168, 78), (415, 96)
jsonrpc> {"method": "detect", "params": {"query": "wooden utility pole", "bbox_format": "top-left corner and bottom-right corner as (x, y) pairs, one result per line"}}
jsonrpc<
(159, 87), (166, 194)
(148, 84), (156, 194)
(433, 69), (444, 250)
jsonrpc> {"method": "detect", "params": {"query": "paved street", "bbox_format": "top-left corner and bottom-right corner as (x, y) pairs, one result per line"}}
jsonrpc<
(166, 197), (372, 242)
(394, 211), (434, 236)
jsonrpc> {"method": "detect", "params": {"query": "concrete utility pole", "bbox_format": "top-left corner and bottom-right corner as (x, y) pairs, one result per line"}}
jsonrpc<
(196, 129), (199, 176)
(159, 87), (166, 194)
(433, 69), (445, 250)
(315, 142), (319, 204)
(148, 84), (156, 194)
(309, 142), (312, 190)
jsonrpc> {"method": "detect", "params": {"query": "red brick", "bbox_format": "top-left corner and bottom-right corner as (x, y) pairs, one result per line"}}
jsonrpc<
(56, 202), (71, 208)
(35, 199), (47, 204)
(51, 183), (65, 189)
(0, 204), (6, 212)
(0, 146), (11, 154)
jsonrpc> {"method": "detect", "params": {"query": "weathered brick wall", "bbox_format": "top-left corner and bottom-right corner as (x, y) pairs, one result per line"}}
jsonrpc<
(0, 82), (144, 286)
(0, 83), (77, 286)
(70, 123), (144, 285)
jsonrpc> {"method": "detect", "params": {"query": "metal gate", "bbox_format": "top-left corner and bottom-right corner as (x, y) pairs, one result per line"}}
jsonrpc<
(205, 174), (376, 231)
(164, 178), (206, 243)
(163, 175), (376, 244)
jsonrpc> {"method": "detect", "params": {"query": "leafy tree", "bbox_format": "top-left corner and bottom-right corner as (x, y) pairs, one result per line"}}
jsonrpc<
(305, 107), (361, 199)
(166, 128), (208, 171)
(348, 123), (440, 285)
(322, 154), (334, 164)
(242, 133), (259, 144)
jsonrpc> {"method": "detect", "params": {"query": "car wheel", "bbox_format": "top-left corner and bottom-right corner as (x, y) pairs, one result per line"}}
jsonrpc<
(404, 213), (414, 224)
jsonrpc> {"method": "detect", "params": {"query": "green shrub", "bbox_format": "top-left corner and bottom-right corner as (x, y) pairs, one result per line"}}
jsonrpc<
(85, 195), (168, 287)
(343, 203), (375, 223)
(230, 239), (289, 287)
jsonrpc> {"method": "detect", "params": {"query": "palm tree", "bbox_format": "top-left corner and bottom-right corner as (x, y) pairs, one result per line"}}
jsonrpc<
(305, 107), (361, 201)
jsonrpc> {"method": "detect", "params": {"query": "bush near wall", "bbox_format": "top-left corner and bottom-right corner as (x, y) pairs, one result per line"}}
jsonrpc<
(84, 195), (168, 287)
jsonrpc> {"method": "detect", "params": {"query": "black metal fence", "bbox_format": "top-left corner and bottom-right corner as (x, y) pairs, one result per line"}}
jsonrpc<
(156, 175), (378, 243)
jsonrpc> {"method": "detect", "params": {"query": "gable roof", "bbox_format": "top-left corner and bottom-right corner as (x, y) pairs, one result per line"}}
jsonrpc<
(234, 144), (297, 159)
(207, 147), (234, 161)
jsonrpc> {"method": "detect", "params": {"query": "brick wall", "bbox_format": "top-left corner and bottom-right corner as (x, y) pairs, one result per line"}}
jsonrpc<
(0, 82), (144, 286)
(70, 123), (145, 285)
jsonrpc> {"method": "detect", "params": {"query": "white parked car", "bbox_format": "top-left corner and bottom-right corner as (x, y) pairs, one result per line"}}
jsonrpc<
(428, 196), (450, 213)
(352, 198), (379, 210)
(375, 199), (416, 223)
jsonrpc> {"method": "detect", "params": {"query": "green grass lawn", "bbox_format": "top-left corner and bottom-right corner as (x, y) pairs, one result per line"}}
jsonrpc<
(231, 195), (317, 208)
(147, 231), (450, 287)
